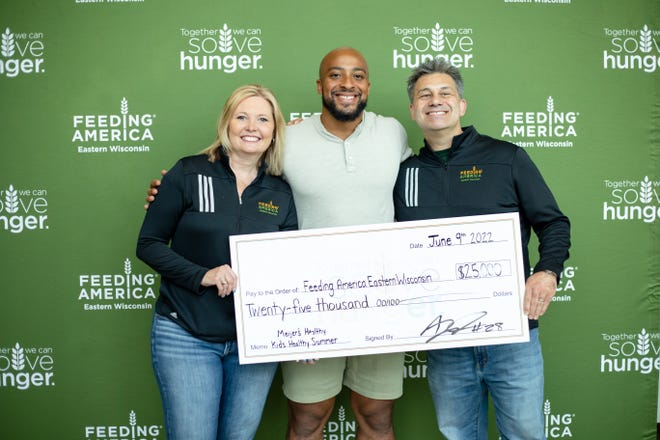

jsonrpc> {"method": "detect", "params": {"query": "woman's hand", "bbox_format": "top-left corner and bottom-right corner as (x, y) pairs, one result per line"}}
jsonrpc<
(201, 264), (238, 297)
(144, 169), (167, 210)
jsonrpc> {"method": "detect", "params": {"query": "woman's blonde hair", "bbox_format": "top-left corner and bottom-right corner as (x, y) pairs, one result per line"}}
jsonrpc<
(201, 84), (286, 176)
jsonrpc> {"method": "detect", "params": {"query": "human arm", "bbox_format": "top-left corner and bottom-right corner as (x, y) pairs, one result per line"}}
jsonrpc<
(513, 149), (570, 318)
(136, 161), (233, 296)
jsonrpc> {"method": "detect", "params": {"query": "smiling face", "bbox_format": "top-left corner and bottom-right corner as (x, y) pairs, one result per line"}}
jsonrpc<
(409, 72), (466, 137)
(316, 48), (370, 122)
(227, 96), (275, 159)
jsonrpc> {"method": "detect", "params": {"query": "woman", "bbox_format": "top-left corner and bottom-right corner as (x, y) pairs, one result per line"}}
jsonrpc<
(136, 84), (298, 440)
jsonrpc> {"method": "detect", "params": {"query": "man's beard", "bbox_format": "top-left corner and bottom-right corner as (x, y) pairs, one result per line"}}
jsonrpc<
(322, 94), (368, 122)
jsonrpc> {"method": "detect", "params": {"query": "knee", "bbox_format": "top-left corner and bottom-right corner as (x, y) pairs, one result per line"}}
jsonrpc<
(287, 399), (334, 438)
(352, 398), (394, 434)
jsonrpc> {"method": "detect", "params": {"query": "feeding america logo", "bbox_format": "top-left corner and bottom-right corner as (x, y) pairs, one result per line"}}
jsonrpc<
(84, 410), (162, 440)
(0, 184), (49, 234)
(0, 342), (55, 391)
(602, 176), (660, 223)
(179, 23), (264, 73)
(501, 96), (579, 148)
(77, 258), (157, 311)
(603, 24), (660, 73)
(392, 22), (475, 70)
(72, 98), (156, 154)
(0, 27), (45, 78)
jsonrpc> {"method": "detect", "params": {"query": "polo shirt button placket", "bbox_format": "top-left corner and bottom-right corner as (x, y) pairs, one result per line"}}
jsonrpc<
(344, 141), (356, 172)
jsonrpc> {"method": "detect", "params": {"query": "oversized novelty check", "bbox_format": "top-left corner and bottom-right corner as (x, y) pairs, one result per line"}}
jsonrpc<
(229, 212), (529, 364)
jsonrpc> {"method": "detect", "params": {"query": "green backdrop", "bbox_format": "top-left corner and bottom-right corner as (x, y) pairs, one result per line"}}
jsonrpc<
(1, 0), (659, 439)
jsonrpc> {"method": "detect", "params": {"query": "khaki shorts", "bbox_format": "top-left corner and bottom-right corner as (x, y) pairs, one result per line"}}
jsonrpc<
(281, 352), (405, 404)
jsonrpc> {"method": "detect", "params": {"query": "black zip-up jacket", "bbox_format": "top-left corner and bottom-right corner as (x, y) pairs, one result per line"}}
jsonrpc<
(137, 153), (298, 342)
(394, 126), (570, 328)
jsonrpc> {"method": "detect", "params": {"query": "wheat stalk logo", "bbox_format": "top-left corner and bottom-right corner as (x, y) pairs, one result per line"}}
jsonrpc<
(640, 25), (652, 54)
(219, 24), (233, 53)
(546, 96), (555, 132)
(128, 410), (137, 440)
(431, 23), (445, 52)
(120, 98), (129, 131)
(338, 405), (346, 436)
(5, 184), (19, 214)
(124, 258), (132, 290)
(12, 343), (25, 371)
(546, 96), (555, 113)
(637, 328), (650, 355)
(1, 28), (15, 57)
(640, 176), (652, 204)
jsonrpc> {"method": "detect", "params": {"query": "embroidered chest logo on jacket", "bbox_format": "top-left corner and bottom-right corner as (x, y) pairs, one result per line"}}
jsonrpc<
(197, 174), (215, 213)
(258, 200), (279, 216)
(459, 165), (483, 182)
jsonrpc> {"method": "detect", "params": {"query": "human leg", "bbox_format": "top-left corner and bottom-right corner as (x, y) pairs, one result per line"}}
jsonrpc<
(218, 341), (278, 440)
(282, 357), (345, 440)
(350, 391), (395, 440)
(344, 353), (403, 439)
(286, 397), (336, 440)
(484, 328), (545, 440)
(427, 347), (488, 440)
(150, 314), (222, 440)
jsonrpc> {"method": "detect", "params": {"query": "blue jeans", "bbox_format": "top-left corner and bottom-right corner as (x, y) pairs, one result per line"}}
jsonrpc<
(151, 314), (277, 440)
(427, 328), (545, 440)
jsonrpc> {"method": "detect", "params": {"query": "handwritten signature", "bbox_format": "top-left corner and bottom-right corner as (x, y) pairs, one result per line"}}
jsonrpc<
(420, 311), (503, 343)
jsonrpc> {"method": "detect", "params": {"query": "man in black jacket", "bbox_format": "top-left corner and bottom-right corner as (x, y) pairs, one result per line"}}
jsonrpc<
(394, 58), (570, 440)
